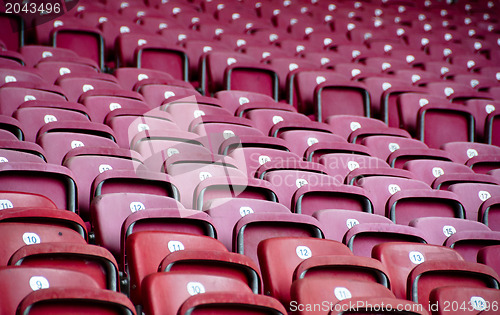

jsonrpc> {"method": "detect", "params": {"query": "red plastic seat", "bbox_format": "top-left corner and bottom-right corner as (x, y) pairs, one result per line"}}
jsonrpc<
(410, 217), (492, 246)
(0, 222), (86, 266)
(17, 287), (137, 315)
(372, 242), (465, 300)
(479, 197), (500, 232)
(263, 168), (338, 210)
(448, 183), (500, 221)
(214, 89), (277, 116)
(408, 260), (499, 311)
(81, 90), (150, 124)
(0, 82), (67, 117)
(292, 183), (373, 216)
(290, 278), (396, 315)
(361, 135), (428, 163)
(313, 209), (395, 242)
(159, 249), (262, 294)
(477, 244), (500, 278)
(294, 255), (391, 292)
(13, 100), (91, 142)
(9, 242), (119, 291)
(0, 266), (103, 315)
(35, 56), (99, 84)
(0, 162), (77, 212)
(55, 73), (122, 103)
(233, 212), (323, 269)
(403, 159), (475, 186)
(52, 23), (105, 71)
(257, 237), (352, 305)
(441, 141), (500, 164)
(320, 153), (390, 181)
(429, 287), (500, 315)
(20, 45), (80, 68)
(444, 230), (500, 262)
(126, 231), (227, 305)
(37, 121), (118, 165)
(142, 272), (255, 315)
(177, 292), (287, 315)
(0, 192), (56, 210)
(325, 115), (388, 140)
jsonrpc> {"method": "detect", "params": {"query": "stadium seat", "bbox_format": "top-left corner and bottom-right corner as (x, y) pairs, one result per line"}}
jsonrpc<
(444, 230), (500, 262)
(177, 292), (287, 315)
(479, 197), (500, 231)
(408, 260), (500, 311)
(0, 162), (77, 212)
(410, 217), (492, 246)
(429, 287), (500, 315)
(292, 183), (373, 216)
(0, 266), (103, 315)
(372, 242), (465, 300)
(313, 209), (395, 242)
(477, 245), (500, 279)
(257, 237), (352, 305)
(0, 82), (67, 117)
(142, 272), (254, 315)
(448, 183), (500, 221)
(37, 121), (118, 165)
(294, 255), (392, 300)
(17, 287), (137, 315)
(9, 242), (120, 291)
(233, 212), (323, 268)
(290, 278), (396, 315)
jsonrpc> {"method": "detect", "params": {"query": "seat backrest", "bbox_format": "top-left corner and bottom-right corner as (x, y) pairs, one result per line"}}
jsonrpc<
(264, 169), (340, 209)
(204, 198), (290, 250)
(0, 266), (102, 315)
(0, 191), (56, 209)
(257, 237), (352, 305)
(361, 135), (428, 162)
(159, 249), (262, 294)
(0, 83), (67, 117)
(429, 286), (500, 315)
(404, 159), (475, 186)
(344, 223), (427, 257)
(142, 272), (254, 315)
(290, 278), (395, 315)
(177, 292), (287, 315)
(0, 222), (87, 266)
(408, 260), (500, 311)
(373, 242), (465, 300)
(448, 183), (500, 220)
(292, 183), (373, 216)
(410, 215), (491, 243)
(358, 176), (430, 216)
(444, 230), (500, 263)
(9, 242), (119, 292)
(37, 121), (118, 164)
(279, 129), (346, 159)
(64, 147), (143, 220)
(126, 231), (227, 305)
(325, 115), (388, 140)
(313, 209), (394, 242)
(17, 287), (137, 315)
(13, 100), (91, 142)
(0, 162), (78, 212)
(319, 153), (390, 184)
(478, 244), (500, 279)
(91, 192), (183, 256)
(233, 213), (324, 269)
